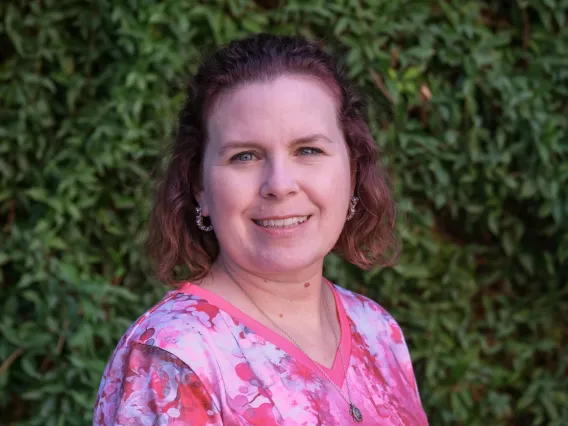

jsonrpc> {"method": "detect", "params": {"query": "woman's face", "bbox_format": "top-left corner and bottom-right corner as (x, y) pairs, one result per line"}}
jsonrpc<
(198, 75), (353, 277)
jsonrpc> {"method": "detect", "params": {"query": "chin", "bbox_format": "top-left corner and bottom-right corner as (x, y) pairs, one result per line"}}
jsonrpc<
(250, 250), (323, 275)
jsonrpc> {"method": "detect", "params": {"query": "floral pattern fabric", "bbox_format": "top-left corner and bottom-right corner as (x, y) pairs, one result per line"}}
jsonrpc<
(94, 281), (428, 425)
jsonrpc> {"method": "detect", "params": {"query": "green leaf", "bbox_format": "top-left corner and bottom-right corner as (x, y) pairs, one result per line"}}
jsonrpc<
(393, 264), (431, 279)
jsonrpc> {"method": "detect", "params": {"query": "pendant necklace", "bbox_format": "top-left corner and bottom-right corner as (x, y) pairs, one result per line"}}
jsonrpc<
(222, 265), (363, 422)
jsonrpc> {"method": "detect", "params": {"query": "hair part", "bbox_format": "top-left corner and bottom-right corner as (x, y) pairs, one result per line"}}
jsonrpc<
(147, 33), (398, 285)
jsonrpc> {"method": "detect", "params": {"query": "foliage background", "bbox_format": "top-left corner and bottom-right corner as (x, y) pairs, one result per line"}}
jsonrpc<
(1, 0), (567, 425)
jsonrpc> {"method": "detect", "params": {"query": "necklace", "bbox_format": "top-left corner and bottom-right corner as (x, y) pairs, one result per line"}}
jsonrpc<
(222, 265), (363, 423)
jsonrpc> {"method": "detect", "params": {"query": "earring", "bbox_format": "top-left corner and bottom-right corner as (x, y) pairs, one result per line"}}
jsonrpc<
(196, 206), (213, 231)
(346, 196), (359, 221)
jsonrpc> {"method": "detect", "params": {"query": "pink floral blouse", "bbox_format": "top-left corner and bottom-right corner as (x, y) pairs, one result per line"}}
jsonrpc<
(94, 280), (428, 425)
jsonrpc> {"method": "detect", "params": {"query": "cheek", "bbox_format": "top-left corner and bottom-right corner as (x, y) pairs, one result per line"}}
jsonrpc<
(311, 159), (352, 213)
(206, 169), (255, 219)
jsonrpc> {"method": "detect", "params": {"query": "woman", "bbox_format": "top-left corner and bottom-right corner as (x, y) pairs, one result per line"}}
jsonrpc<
(94, 34), (428, 425)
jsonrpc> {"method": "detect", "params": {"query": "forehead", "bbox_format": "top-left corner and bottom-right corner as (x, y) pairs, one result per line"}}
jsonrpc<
(206, 75), (340, 143)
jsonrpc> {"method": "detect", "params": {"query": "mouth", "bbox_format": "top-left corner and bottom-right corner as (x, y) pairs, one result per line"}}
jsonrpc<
(252, 215), (311, 228)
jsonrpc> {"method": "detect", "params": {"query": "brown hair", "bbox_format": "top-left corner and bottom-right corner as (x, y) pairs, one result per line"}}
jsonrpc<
(147, 33), (398, 285)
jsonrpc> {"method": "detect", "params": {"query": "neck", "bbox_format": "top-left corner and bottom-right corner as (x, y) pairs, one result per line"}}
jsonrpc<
(203, 254), (329, 325)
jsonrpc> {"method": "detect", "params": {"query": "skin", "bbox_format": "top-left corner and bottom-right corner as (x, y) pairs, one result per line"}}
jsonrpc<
(196, 75), (354, 367)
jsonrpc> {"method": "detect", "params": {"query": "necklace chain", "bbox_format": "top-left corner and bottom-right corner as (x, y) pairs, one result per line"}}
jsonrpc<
(222, 265), (362, 422)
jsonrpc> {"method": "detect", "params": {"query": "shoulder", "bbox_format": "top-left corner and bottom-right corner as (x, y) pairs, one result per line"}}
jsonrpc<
(97, 289), (227, 416)
(333, 283), (402, 337)
(116, 289), (227, 366)
(332, 283), (413, 360)
(332, 282), (421, 393)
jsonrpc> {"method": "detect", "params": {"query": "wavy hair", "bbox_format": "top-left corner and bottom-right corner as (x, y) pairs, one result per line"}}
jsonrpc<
(147, 33), (398, 285)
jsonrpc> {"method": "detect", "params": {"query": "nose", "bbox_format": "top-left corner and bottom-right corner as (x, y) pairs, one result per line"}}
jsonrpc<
(260, 158), (299, 200)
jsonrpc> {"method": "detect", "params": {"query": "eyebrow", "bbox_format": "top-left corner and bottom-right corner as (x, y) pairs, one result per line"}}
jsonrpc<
(218, 133), (333, 156)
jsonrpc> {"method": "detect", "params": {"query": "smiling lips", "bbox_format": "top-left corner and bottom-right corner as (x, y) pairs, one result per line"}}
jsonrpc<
(253, 216), (310, 228)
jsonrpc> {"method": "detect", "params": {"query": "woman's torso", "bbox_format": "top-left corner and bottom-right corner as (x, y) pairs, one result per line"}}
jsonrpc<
(94, 282), (428, 425)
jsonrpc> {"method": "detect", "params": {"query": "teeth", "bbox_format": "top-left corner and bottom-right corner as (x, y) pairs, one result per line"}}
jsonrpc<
(255, 216), (309, 228)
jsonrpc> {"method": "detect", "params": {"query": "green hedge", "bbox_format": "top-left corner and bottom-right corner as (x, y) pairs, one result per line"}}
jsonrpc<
(1, 0), (567, 425)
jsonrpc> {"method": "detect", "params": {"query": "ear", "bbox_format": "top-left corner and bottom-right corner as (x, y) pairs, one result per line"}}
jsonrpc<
(194, 187), (210, 217)
(349, 159), (358, 195)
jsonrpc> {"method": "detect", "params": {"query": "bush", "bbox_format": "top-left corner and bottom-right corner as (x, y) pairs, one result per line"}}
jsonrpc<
(1, 0), (566, 425)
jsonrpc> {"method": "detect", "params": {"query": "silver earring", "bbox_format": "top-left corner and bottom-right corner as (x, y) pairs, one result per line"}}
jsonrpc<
(346, 196), (359, 221)
(195, 206), (213, 231)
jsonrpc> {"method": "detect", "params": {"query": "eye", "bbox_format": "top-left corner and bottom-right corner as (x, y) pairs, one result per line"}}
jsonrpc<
(297, 147), (324, 156)
(231, 151), (258, 162)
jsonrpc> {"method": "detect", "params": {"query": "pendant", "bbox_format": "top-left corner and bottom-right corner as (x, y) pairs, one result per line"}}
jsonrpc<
(349, 403), (363, 422)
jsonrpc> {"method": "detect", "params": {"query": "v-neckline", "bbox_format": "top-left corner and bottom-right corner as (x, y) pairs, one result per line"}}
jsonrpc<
(177, 279), (352, 390)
